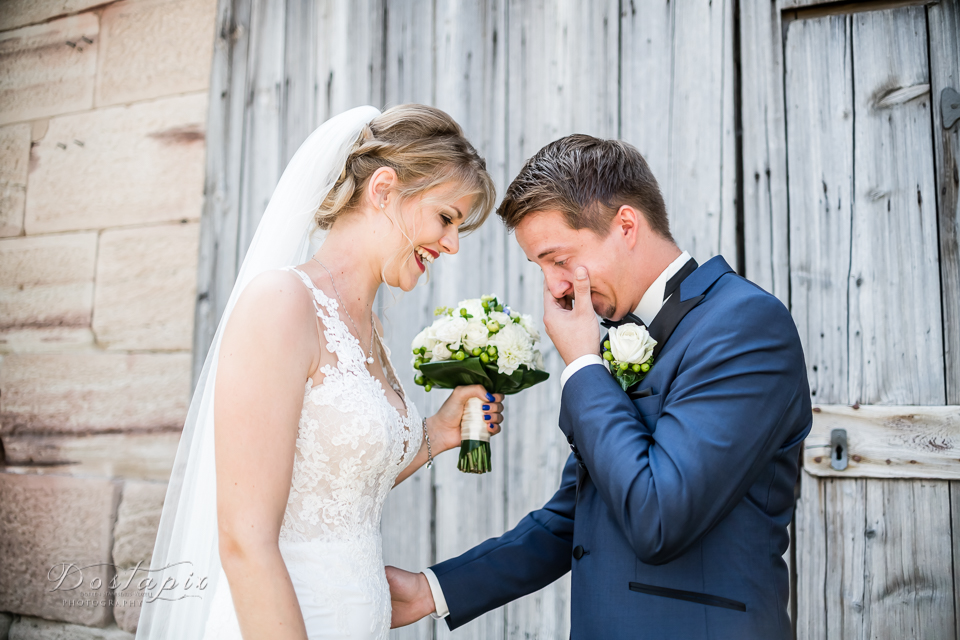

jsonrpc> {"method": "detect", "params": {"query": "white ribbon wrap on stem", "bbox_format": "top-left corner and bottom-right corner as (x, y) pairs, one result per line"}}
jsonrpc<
(461, 397), (490, 443)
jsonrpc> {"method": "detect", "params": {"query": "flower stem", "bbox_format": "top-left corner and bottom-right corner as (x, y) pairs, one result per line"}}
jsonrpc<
(457, 440), (491, 474)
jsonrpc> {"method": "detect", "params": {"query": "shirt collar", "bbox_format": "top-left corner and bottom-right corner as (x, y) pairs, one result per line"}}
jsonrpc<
(634, 250), (691, 326)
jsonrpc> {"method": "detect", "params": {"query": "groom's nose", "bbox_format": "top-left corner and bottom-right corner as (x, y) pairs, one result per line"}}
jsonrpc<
(546, 274), (572, 300)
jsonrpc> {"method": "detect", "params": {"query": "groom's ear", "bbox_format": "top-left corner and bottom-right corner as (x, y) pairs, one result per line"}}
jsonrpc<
(615, 205), (641, 249)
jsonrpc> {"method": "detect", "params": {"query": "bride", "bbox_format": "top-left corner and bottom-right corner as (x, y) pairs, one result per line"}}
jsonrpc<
(135, 104), (503, 640)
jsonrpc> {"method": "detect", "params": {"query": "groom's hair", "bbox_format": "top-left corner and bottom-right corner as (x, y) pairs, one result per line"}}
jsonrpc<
(497, 135), (672, 241)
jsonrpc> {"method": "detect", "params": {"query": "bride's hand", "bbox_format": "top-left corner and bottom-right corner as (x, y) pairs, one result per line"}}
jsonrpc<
(428, 385), (504, 453)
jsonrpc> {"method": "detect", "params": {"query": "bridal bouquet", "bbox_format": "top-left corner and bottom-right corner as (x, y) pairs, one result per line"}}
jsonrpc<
(412, 295), (549, 473)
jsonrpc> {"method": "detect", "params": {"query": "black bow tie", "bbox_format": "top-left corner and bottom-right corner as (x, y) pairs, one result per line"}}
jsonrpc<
(601, 312), (645, 329)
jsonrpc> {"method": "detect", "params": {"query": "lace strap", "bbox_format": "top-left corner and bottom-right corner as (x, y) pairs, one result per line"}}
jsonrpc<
(284, 267), (365, 370)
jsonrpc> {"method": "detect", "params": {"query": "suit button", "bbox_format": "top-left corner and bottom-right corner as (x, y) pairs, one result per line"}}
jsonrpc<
(573, 545), (585, 560)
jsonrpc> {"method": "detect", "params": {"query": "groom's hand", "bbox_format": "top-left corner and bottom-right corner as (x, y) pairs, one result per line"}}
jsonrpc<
(386, 566), (436, 628)
(543, 267), (601, 365)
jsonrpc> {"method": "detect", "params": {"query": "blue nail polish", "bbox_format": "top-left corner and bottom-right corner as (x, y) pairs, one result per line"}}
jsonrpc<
(482, 404), (490, 410)
(484, 414), (491, 420)
(486, 393), (494, 401)
(488, 425), (496, 430)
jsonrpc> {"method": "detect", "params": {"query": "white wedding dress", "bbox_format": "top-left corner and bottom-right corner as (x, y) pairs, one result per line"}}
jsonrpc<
(202, 266), (422, 640)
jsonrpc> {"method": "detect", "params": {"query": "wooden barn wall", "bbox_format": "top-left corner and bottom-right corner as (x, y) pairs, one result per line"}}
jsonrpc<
(742, 1), (960, 639)
(197, 1), (737, 637)
(198, 0), (960, 638)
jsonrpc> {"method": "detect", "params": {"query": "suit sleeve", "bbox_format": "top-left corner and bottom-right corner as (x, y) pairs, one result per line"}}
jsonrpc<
(561, 293), (811, 565)
(429, 453), (577, 630)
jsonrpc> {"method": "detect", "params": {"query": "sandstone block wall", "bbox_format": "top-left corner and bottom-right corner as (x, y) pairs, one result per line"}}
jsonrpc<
(0, 0), (216, 635)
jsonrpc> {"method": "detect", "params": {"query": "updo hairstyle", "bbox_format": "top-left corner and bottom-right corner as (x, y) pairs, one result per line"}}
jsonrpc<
(316, 104), (496, 233)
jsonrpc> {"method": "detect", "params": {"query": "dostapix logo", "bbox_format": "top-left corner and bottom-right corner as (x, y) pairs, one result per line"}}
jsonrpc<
(48, 560), (209, 605)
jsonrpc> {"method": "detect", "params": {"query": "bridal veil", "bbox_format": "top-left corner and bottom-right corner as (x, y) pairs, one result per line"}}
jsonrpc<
(136, 105), (380, 640)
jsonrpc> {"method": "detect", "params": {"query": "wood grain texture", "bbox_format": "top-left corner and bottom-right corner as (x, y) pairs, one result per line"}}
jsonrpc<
(620, 0), (737, 266)
(193, 0), (254, 386)
(794, 470), (827, 640)
(739, 0), (790, 301)
(315, 0), (384, 124)
(377, 4), (435, 640)
(927, 0), (960, 407)
(786, 13), (855, 409)
(804, 405), (960, 478)
(430, 2), (509, 639)
(850, 7), (942, 407)
(788, 7), (954, 638)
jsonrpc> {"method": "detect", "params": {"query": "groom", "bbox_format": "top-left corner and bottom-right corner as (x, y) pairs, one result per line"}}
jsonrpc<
(388, 135), (811, 639)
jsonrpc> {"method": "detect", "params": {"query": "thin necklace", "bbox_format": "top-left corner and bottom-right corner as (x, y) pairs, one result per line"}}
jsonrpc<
(312, 257), (375, 365)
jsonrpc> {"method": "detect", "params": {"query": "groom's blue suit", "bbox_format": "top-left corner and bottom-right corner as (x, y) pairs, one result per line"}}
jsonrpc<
(429, 256), (812, 639)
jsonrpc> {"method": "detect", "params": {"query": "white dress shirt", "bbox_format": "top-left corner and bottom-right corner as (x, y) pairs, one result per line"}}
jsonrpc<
(422, 250), (691, 619)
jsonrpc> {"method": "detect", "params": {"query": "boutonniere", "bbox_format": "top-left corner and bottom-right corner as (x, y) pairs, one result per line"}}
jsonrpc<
(602, 323), (657, 391)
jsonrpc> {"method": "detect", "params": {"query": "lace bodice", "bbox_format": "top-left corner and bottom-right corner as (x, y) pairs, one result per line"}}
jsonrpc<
(279, 267), (422, 544)
(203, 267), (422, 640)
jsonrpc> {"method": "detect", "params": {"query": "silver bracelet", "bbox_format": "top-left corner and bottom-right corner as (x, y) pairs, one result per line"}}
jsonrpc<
(422, 418), (434, 469)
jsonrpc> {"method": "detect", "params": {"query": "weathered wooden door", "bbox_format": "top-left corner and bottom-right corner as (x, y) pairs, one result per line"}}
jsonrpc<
(774, 1), (960, 637)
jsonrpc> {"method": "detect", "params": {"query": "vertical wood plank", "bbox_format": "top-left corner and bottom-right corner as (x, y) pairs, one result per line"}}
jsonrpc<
(823, 477), (866, 639)
(378, 5), (435, 640)
(785, 13), (854, 410)
(193, 0), (254, 385)
(235, 0), (286, 265)
(929, 3), (960, 635)
(739, 0), (790, 301)
(281, 0), (318, 165)
(794, 471), (827, 640)
(502, 1), (618, 637)
(620, 0), (737, 264)
(315, 0), (385, 125)
(927, 0), (960, 407)
(850, 7), (943, 407)
(430, 1), (509, 639)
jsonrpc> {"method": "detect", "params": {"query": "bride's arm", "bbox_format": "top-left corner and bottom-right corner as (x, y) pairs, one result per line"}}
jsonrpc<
(394, 386), (505, 486)
(214, 271), (319, 640)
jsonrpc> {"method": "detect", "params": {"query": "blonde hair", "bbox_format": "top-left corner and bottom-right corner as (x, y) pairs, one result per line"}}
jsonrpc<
(316, 104), (496, 233)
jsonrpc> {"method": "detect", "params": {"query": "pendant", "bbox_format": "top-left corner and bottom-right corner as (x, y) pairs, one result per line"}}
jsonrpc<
(367, 356), (375, 364)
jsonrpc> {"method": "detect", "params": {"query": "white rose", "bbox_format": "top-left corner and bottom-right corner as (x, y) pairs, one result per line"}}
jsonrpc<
(492, 323), (534, 375)
(432, 342), (453, 361)
(488, 311), (511, 326)
(534, 350), (545, 370)
(411, 326), (438, 354)
(462, 319), (490, 352)
(456, 298), (487, 321)
(609, 323), (656, 364)
(518, 313), (540, 343)
(431, 315), (468, 350)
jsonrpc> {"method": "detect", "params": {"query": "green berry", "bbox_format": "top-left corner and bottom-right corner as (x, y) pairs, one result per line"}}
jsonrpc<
(424, 383), (433, 392)
(603, 340), (611, 350)
(480, 352), (490, 363)
(414, 359), (423, 370)
(603, 351), (614, 362)
(640, 362), (650, 373)
(471, 347), (482, 356)
(631, 363), (642, 373)
(487, 346), (498, 357)
(482, 302), (490, 310)
(415, 375), (425, 385)
(619, 362), (629, 371)
(455, 350), (466, 361)
(460, 308), (468, 317)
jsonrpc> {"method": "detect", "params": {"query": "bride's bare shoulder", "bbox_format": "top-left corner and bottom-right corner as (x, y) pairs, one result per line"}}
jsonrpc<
(226, 269), (317, 336)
